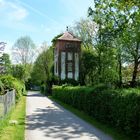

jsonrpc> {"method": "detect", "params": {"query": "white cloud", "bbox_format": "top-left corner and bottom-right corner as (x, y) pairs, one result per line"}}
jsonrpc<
(0, 0), (28, 21)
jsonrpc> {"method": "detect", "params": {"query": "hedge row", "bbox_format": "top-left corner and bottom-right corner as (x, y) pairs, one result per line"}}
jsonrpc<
(52, 85), (140, 139)
(0, 75), (25, 100)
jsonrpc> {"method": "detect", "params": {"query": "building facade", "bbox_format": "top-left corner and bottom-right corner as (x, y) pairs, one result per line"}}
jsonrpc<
(54, 31), (81, 80)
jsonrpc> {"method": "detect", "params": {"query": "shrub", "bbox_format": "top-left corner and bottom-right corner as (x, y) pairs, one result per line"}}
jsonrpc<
(0, 75), (25, 99)
(52, 86), (140, 139)
(60, 78), (79, 86)
(0, 80), (4, 94)
(40, 83), (46, 94)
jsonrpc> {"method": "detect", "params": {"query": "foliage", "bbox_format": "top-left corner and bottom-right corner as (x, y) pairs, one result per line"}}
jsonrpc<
(12, 36), (35, 83)
(79, 47), (98, 85)
(31, 45), (53, 84)
(11, 64), (25, 81)
(40, 83), (46, 94)
(51, 33), (63, 46)
(0, 80), (4, 93)
(0, 75), (25, 99)
(11, 64), (32, 83)
(70, 18), (96, 49)
(53, 86), (140, 139)
(71, 17), (118, 86)
(88, 0), (140, 87)
(0, 53), (11, 74)
(31, 43), (53, 94)
(50, 98), (131, 140)
(60, 78), (79, 86)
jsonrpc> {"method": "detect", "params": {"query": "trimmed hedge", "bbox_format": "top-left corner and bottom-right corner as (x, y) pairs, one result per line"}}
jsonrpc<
(52, 85), (140, 139)
(0, 75), (25, 99)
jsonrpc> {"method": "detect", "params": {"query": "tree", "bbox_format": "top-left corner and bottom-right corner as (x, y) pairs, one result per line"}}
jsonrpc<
(12, 36), (36, 83)
(70, 18), (97, 49)
(31, 42), (53, 95)
(11, 64), (25, 81)
(51, 34), (63, 46)
(122, 4), (140, 87)
(88, 0), (140, 87)
(12, 36), (36, 65)
(79, 46), (98, 85)
(70, 17), (117, 85)
(0, 53), (11, 74)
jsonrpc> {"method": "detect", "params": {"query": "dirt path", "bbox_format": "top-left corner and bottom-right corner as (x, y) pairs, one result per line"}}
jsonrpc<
(25, 91), (113, 140)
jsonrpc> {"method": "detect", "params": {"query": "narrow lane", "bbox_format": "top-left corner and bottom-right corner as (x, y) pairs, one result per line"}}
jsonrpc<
(25, 91), (113, 140)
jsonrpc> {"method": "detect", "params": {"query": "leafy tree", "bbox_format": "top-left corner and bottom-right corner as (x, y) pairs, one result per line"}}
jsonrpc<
(68, 14), (117, 85)
(0, 53), (11, 74)
(70, 18), (96, 49)
(80, 46), (98, 85)
(88, 0), (140, 87)
(51, 34), (63, 46)
(11, 64), (25, 81)
(31, 42), (53, 94)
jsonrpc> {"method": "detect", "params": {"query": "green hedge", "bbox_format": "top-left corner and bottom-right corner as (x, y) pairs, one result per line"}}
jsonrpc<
(52, 85), (140, 139)
(0, 75), (25, 100)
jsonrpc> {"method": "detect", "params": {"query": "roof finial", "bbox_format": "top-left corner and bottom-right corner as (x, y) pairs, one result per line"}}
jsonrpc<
(66, 26), (68, 31)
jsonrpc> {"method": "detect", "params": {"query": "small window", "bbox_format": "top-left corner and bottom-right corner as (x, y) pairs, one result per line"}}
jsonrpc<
(68, 62), (72, 72)
(66, 43), (71, 48)
(68, 52), (73, 60)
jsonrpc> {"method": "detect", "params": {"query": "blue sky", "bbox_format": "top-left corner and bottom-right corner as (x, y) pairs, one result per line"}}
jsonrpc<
(0, 0), (93, 55)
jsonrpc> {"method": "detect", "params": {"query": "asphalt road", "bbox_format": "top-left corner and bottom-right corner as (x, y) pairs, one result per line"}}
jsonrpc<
(25, 91), (113, 140)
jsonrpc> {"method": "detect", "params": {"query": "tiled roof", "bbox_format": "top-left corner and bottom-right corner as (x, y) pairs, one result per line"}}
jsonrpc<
(58, 32), (81, 42)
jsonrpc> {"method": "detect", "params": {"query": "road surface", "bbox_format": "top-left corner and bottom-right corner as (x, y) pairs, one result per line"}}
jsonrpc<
(25, 91), (113, 140)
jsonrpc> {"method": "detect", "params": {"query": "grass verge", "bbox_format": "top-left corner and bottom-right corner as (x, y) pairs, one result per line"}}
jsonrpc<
(0, 96), (26, 140)
(49, 96), (131, 140)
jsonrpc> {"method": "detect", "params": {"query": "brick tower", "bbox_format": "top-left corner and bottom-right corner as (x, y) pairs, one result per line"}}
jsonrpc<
(54, 30), (81, 80)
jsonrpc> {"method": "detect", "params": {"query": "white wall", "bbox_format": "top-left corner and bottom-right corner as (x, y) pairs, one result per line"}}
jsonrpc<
(75, 53), (79, 80)
(54, 50), (58, 76)
(68, 72), (73, 79)
(61, 52), (66, 79)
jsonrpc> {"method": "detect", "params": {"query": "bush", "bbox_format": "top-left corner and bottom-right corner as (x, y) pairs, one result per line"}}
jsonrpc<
(40, 83), (46, 94)
(0, 80), (4, 94)
(0, 75), (25, 99)
(60, 78), (79, 86)
(52, 86), (140, 139)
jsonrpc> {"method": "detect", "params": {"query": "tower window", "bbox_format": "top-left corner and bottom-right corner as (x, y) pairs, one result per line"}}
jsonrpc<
(68, 52), (73, 60)
(68, 62), (72, 72)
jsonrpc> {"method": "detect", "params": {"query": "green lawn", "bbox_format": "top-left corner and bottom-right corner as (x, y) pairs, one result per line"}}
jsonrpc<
(0, 96), (26, 140)
(49, 96), (131, 140)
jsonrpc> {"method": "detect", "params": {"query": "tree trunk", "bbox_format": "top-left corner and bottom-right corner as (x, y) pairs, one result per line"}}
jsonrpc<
(118, 52), (122, 88)
(98, 51), (102, 83)
(79, 73), (86, 86)
(131, 42), (139, 87)
(131, 59), (138, 87)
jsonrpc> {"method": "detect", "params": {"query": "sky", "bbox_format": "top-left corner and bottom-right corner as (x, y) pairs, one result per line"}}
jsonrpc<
(0, 0), (94, 56)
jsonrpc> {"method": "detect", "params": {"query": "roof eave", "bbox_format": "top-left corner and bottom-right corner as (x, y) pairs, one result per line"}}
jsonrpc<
(57, 38), (82, 42)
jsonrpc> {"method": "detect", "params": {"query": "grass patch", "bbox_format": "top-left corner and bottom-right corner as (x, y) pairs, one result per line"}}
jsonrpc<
(49, 96), (131, 140)
(0, 96), (26, 140)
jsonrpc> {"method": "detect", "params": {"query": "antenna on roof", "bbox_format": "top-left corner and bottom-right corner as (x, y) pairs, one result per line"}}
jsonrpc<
(66, 26), (68, 31)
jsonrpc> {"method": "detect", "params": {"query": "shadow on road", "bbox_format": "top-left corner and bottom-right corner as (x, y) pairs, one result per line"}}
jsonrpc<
(26, 92), (112, 140)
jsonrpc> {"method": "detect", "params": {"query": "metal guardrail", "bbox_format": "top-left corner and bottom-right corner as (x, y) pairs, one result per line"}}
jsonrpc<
(0, 90), (15, 119)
